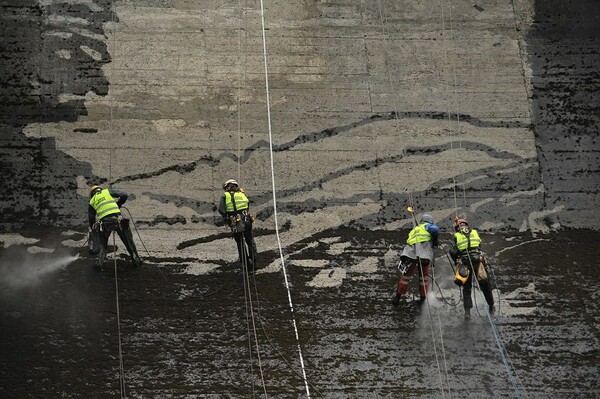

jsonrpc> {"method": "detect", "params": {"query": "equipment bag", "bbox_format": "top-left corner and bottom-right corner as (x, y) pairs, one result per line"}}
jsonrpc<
(229, 214), (246, 233)
(88, 224), (101, 255)
(476, 256), (488, 281)
(453, 263), (470, 286)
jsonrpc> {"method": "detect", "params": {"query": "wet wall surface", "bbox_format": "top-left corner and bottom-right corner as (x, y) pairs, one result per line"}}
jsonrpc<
(527, 0), (600, 227)
(0, 228), (598, 398)
(0, 1), (599, 398)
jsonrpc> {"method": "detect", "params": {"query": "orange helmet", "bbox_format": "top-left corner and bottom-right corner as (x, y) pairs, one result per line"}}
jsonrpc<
(454, 218), (469, 232)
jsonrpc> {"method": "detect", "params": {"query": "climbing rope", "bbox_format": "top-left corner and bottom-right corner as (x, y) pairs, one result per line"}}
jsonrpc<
(373, 0), (454, 388)
(250, 274), (327, 398)
(406, 204), (451, 397)
(418, 259), (452, 398)
(257, 0), (312, 397)
(240, 247), (268, 397)
(110, 232), (127, 399)
(232, 1), (269, 395)
(106, 8), (126, 397)
(469, 263), (524, 398)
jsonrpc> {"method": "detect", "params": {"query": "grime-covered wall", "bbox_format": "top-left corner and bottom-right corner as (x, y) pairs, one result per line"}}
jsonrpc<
(0, 0), (112, 227)
(523, 0), (600, 229)
(0, 0), (598, 241)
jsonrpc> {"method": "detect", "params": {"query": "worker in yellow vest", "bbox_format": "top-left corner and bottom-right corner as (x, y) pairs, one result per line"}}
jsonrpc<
(218, 179), (257, 272)
(392, 213), (439, 306)
(88, 185), (142, 270)
(450, 218), (495, 319)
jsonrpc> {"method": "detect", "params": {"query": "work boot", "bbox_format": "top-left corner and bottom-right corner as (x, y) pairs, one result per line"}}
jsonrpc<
(246, 259), (255, 273)
(131, 256), (142, 267)
(391, 293), (401, 307)
(464, 309), (471, 320)
(489, 305), (496, 317)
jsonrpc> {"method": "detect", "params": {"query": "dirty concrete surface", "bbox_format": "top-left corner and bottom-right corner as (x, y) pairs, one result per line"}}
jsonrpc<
(0, 228), (599, 398)
(1, 0), (600, 398)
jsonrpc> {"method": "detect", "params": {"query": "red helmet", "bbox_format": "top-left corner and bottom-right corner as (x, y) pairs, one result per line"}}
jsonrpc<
(454, 218), (469, 232)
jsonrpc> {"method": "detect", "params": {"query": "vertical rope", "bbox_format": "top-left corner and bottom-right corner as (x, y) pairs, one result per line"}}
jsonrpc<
(258, 0), (311, 396)
(241, 248), (267, 396)
(237, 1), (268, 395)
(435, 0), (460, 218)
(375, 0), (451, 395)
(112, 232), (126, 398)
(107, 9), (126, 397)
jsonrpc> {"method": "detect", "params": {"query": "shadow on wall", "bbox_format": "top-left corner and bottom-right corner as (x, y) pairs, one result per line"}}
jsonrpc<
(527, 0), (600, 228)
(0, 0), (116, 229)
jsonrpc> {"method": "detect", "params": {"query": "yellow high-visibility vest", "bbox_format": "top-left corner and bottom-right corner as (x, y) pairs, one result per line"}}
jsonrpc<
(224, 191), (249, 213)
(455, 229), (481, 252)
(89, 189), (121, 219)
(407, 223), (431, 245)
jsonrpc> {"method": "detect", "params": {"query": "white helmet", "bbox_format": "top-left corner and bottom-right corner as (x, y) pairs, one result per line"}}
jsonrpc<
(223, 179), (238, 190)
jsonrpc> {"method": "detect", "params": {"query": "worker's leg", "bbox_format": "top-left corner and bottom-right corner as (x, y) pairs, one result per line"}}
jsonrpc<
(115, 218), (141, 266)
(243, 227), (256, 269)
(96, 227), (111, 270)
(392, 262), (416, 306)
(418, 259), (430, 301)
(463, 272), (473, 319)
(478, 277), (495, 314)
(233, 233), (250, 271)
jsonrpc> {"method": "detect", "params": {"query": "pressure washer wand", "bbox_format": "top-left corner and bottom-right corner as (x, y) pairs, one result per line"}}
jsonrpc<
(406, 205), (418, 227)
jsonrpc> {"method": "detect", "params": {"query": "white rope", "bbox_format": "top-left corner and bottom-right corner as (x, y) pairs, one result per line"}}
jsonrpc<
(435, 0), (461, 217)
(417, 260), (449, 398)
(107, 12), (127, 398)
(435, 0), (525, 395)
(241, 249), (268, 396)
(234, 2), (269, 394)
(111, 233), (127, 398)
(258, 1), (311, 397)
(374, 0), (451, 395)
(467, 256), (524, 398)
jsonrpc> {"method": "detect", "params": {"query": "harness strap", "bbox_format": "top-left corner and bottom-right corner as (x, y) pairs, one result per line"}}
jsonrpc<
(229, 190), (238, 212)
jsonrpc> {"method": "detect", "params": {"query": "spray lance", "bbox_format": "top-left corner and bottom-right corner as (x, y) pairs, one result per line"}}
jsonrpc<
(406, 205), (418, 227)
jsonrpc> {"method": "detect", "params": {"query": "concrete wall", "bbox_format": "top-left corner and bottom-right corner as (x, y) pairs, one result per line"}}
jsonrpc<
(1, 0), (598, 250)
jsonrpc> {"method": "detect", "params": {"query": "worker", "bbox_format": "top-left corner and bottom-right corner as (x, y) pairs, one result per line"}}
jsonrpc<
(88, 185), (142, 270)
(218, 179), (257, 272)
(392, 213), (439, 306)
(450, 217), (495, 319)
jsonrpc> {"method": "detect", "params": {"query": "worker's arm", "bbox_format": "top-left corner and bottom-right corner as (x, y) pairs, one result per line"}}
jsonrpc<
(426, 223), (440, 247)
(108, 188), (128, 207)
(217, 194), (227, 217)
(88, 205), (97, 228)
(448, 236), (459, 262)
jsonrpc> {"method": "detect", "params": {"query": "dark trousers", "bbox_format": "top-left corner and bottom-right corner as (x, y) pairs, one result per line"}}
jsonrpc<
(97, 216), (140, 267)
(233, 227), (256, 270)
(462, 261), (494, 310)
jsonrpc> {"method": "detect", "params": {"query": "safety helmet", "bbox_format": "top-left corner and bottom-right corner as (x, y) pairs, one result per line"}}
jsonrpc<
(456, 220), (470, 235)
(223, 179), (238, 190)
(421, 213), (434, 224)
(454, 218), (469, 232)
(89, 185), (102, 197)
